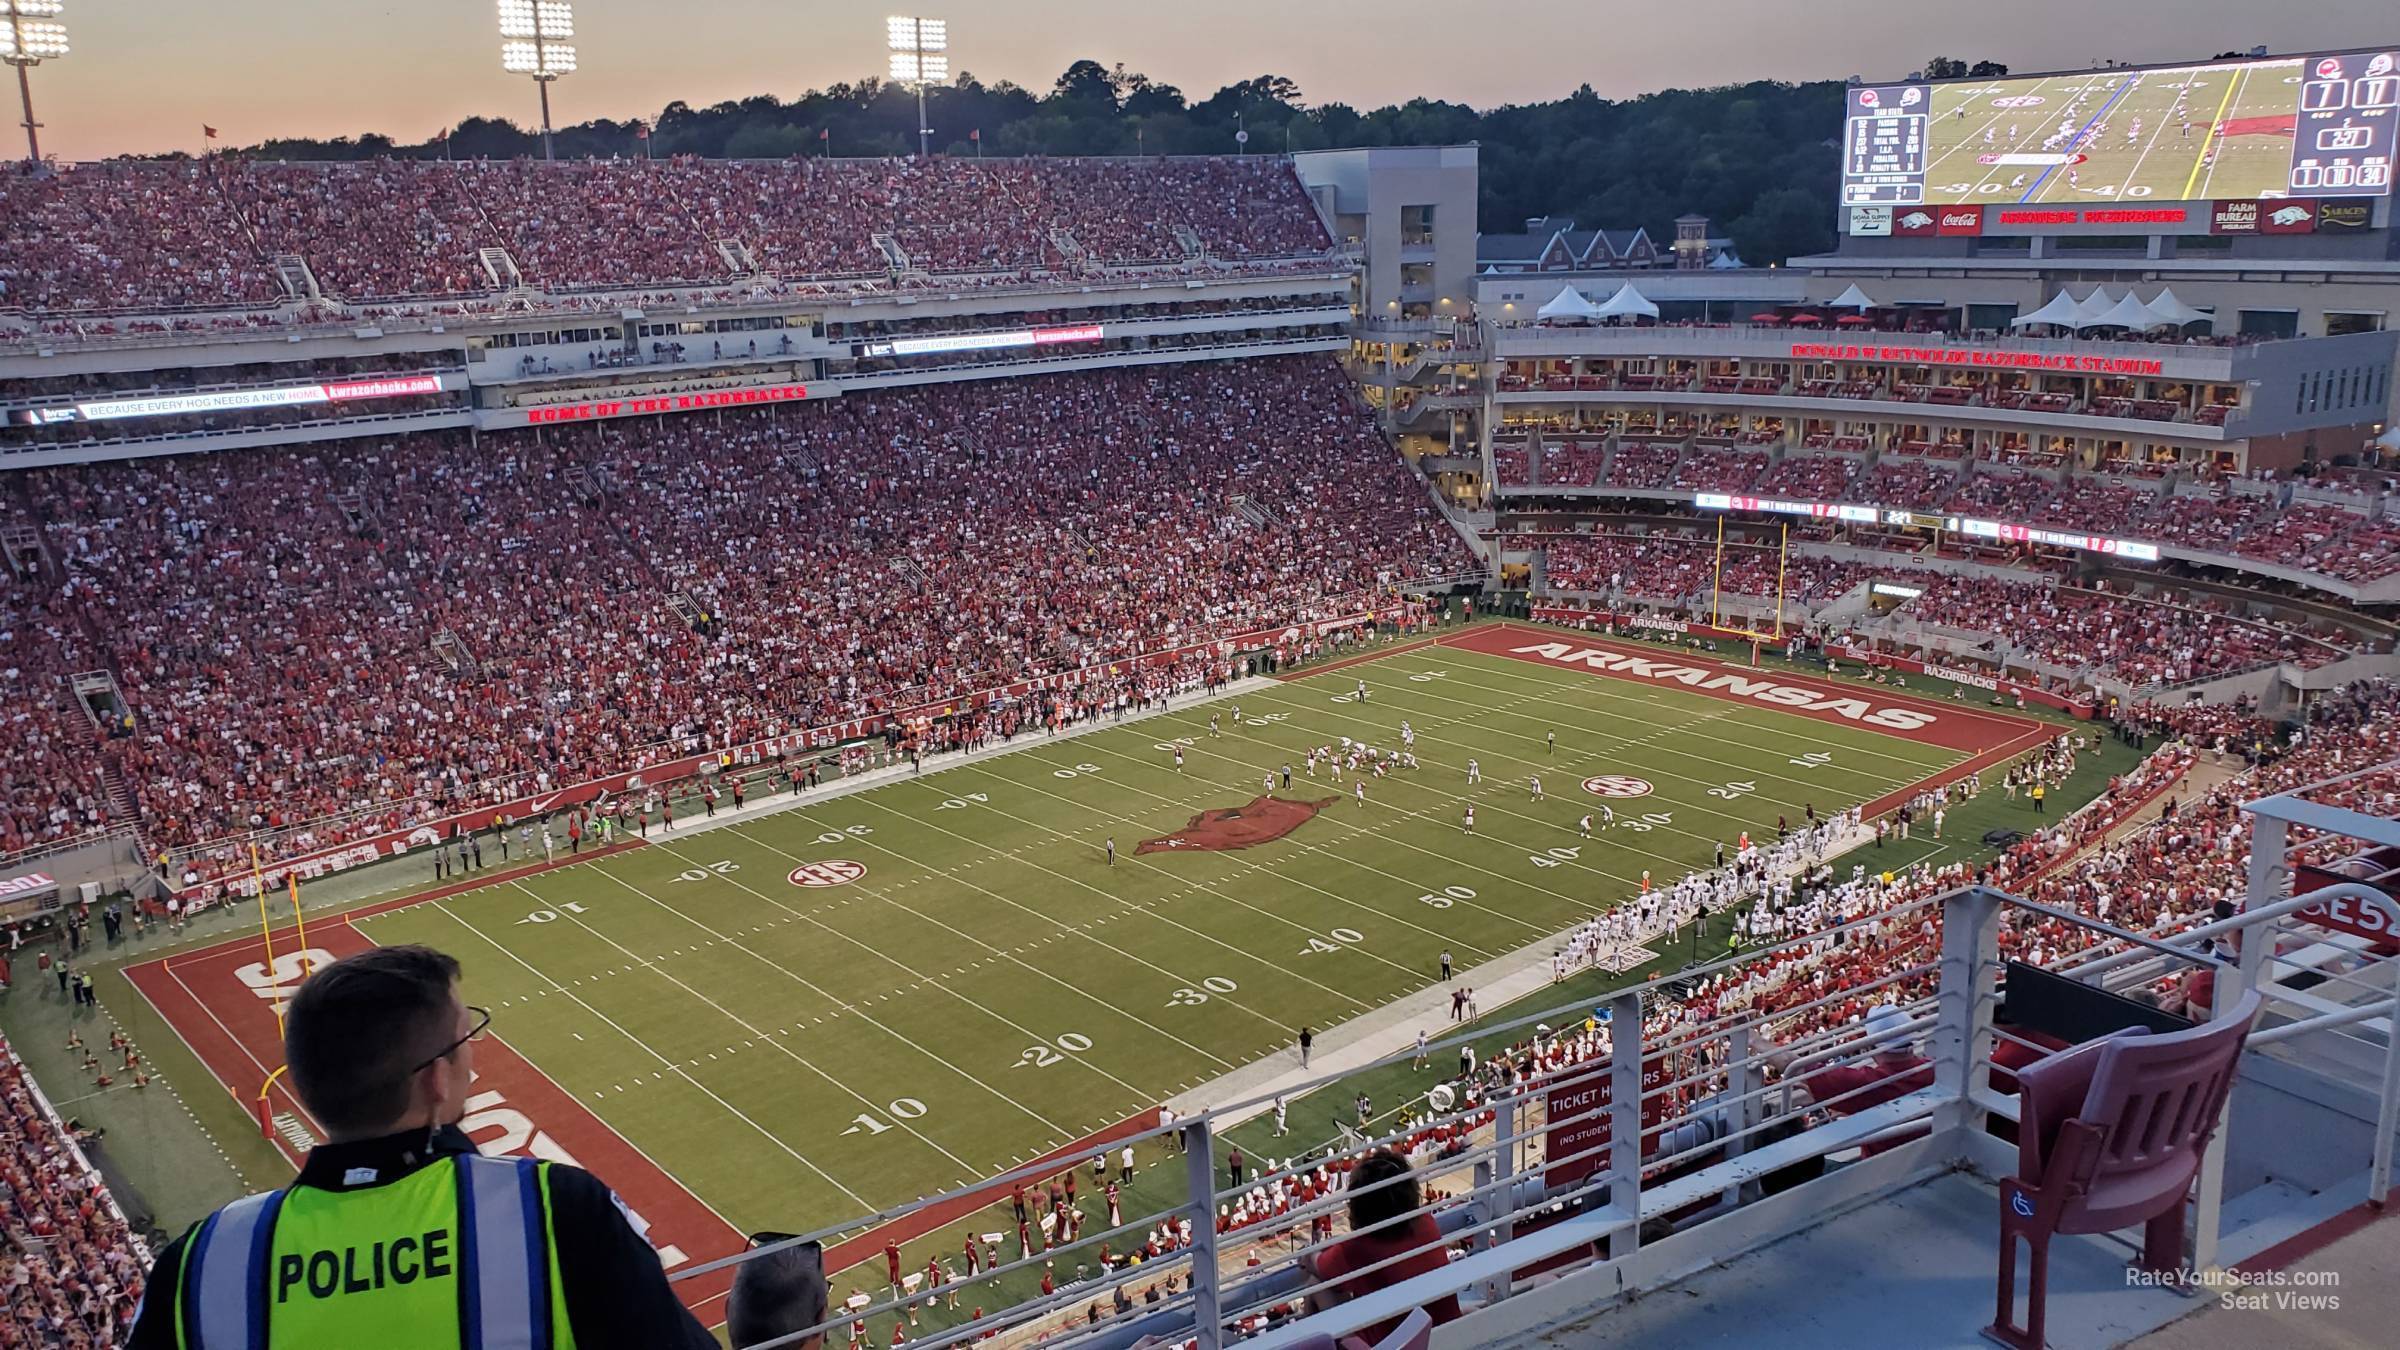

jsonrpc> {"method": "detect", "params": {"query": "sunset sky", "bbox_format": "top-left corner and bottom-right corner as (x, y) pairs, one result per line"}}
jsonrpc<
(19, 0), (2399, 160)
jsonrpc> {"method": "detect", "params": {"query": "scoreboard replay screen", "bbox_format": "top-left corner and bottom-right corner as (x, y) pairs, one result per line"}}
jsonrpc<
(1842, 48), (2398, 207)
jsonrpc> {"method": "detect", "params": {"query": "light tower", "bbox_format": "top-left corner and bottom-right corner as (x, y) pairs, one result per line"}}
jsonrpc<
(886, 15), (947, 159)
(1, 1), (68, 166)
(497, 0), (576, 162)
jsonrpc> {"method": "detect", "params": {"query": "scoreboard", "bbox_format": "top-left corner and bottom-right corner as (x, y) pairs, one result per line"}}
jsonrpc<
(1840, 48), (2398, 212)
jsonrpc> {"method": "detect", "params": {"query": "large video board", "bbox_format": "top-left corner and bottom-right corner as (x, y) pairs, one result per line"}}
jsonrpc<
(1842, 49), (2398, 208)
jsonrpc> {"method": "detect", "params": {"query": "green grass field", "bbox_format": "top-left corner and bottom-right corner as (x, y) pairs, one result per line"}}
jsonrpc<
(1922, 59), (2306, 204)
(348, 634), (1970, 1239)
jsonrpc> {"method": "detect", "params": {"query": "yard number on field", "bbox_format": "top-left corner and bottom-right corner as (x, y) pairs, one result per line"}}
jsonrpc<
(845, 1098), (929, 1136)
(1298, 927), (1366, 956)
(1407, 670), (1449, 683)
(1016, 1033), (1095, 1068)
(1706, 780), (1757, 801)
(1615, 810), (1676, 833)
(1789, 751), (1834, 769)
(519, 901), (591, 924)
(1167, 976), (1241, 1006)
(1419, 885), (1477, 909)
(1053, 762), (1105, 779)
(814, 825), (874, 843)
(933, 792), (991, 810)
(1530, 845), (1582, 868)
(671, 860), (741, 882)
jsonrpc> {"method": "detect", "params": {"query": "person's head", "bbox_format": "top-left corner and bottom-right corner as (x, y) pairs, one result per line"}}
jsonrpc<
(1344, 1148), (1419, 1236)
(284, 945), (479, 1142)
(729, 1236), (828, 1350)
(1861, 1004), (1915, 1064)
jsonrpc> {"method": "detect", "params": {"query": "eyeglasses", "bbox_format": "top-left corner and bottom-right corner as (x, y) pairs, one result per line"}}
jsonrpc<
(412, 1006), (491, 1075)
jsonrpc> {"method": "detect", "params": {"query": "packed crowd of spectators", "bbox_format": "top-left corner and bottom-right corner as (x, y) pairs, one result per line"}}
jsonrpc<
(2231, 503), (2400, 582)
(1543, 532), (1883, 604)
(2, 156), (1333, 314)
(9, 356), (1466, 867)
(1850, 458), (1960, 508)
(1751, 452), (1856, 500)
(0, 162), (280, 313)
(0, 565), (112, 856)
(1899, 575), (2348, 685)
(1553, 446), (2360, 550)
(1604, 442), (1683, 490)
(1537, 442), (1607, 489)
(1941, 469), (2063, 520)
(1671, 448), (1767, 492)
(0, 1040), (147, 1348)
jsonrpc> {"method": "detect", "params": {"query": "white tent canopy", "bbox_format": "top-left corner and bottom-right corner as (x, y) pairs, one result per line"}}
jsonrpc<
(1592, 282), (1660, 321)
(2009, 291), (2083, 329)
(2068, 287), (2123, 329)
(1829, 283), (1878, 310)
(2094, 291), (2160, 331)
(2143, 287), (2211, 329)
(1536, 286), (1602, 322)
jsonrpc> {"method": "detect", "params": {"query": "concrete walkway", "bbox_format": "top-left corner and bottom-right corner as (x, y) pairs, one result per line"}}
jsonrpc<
(1167, 824), (1870, 1131)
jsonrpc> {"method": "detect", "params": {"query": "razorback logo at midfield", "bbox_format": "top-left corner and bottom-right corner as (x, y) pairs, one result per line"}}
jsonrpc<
(1138, 795), (1340, 854)
(1507, 642), (1937, 731)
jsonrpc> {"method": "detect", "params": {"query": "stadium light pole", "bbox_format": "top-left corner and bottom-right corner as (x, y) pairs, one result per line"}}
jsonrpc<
(498, 0), (576, 162)
(1, 1), (69, 166)
(886, 15), (947, 159)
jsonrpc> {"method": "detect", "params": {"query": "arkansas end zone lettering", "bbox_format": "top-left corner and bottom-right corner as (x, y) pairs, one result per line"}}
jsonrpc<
(1507, 642), (1937, 732)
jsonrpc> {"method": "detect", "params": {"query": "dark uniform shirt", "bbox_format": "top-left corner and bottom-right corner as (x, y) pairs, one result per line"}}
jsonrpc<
(129, 1125), (716, 1350)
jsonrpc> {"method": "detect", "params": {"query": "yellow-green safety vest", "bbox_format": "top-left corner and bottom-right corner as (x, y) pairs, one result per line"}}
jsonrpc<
(177, 1153), (576, 1350)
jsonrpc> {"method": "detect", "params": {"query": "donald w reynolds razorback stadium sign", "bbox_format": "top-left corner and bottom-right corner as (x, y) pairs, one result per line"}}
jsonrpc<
(1509, 642), (1937, 731)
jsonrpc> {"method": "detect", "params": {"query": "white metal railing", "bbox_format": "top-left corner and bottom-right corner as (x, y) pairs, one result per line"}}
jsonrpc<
(671, 872), (2400, 1349)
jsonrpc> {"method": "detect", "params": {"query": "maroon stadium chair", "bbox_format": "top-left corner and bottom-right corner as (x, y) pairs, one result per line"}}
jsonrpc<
(1987, 990), (2262, 1349)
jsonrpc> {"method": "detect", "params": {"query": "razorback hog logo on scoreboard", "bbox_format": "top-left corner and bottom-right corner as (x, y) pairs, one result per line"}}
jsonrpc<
(1511, 643), (1938, 730)
(788, 860), (868, 887)
(1582, 776), (1655, 799)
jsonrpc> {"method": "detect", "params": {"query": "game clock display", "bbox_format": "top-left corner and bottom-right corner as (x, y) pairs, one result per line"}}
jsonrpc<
(2293, 52), (2397, 192)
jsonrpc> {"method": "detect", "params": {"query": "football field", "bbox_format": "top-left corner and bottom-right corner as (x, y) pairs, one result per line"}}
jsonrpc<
(124, 622), (2044, 1310)
(1923, 60), (2303, 204)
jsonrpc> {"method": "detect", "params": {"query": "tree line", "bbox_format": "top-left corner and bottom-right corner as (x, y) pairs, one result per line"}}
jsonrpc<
(213, 58), (2009, 265)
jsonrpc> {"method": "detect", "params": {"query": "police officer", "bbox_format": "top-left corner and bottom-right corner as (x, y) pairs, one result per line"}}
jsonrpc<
(129, 945), (714, 1349)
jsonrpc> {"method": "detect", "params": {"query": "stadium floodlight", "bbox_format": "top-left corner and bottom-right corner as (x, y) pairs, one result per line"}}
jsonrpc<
(496, 0), (575, 162)
(886, 15), (948, 158)
(2, 0), (69, 166)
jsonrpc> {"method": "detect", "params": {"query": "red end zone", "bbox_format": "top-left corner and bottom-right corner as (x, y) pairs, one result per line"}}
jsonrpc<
(121, 847), (747, 1316)
(1449, 622), (2053, 813)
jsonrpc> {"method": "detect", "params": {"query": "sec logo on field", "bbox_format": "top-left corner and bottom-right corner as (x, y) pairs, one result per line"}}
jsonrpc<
(1582, 776), (1655, 799)
(788, 860), (867, 887)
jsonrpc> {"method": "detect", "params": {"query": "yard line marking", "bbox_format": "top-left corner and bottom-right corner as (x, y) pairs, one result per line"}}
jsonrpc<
(427, 897), (875, 1211)
(553, 872), (1075, 1153)
(999, 744), (1564, 947)
(863, 776), (1459, 981)
(720, 805), (1353, 1022)
(771, 788), (1368, 1008)
(1079, 699), (1866, 908)
(640, 838), (1229, 1091)
(1013, 740), (1631, 937)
